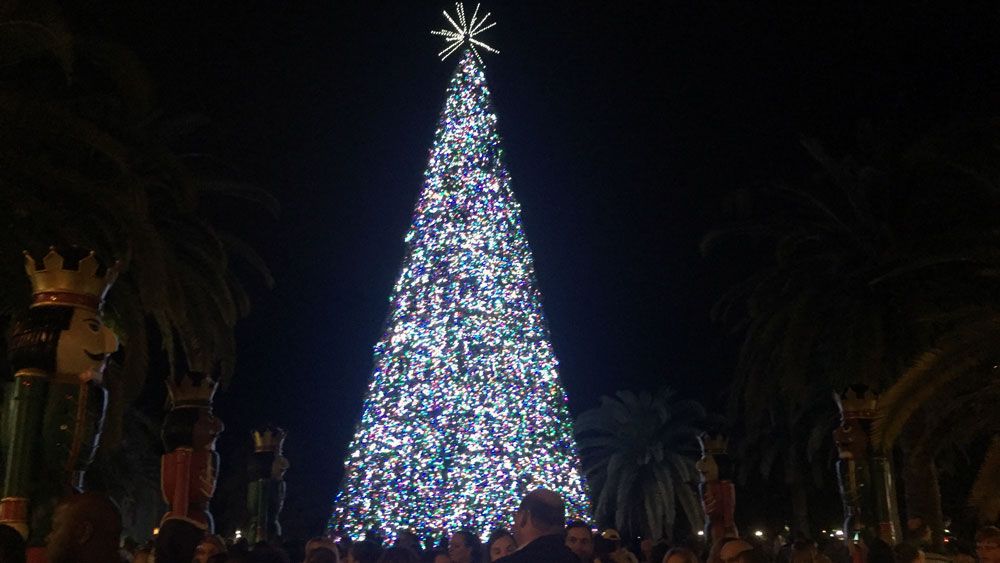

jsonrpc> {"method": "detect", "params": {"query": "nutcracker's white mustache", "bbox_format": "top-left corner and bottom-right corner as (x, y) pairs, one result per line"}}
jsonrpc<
(85, 350), (106, 362)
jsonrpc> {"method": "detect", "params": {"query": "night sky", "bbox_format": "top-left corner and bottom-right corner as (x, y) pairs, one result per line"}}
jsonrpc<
(85, 1), (998, 534)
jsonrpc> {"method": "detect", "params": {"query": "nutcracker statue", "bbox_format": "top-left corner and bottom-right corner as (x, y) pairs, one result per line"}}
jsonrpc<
(246, 425), (288, 544)
(0, 248), (119, 556)
(160, 371), (224, 532)
(695, 431), (737, 542)
(833, 384), (901, 559)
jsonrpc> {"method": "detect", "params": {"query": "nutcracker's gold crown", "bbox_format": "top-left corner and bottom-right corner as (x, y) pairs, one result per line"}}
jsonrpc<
(698, 432), (729, 455)
(167, 372), (219, 408)
(252, 426), (287, 453)
(24, 248), (119, 311)
(834, 385), (880, 419)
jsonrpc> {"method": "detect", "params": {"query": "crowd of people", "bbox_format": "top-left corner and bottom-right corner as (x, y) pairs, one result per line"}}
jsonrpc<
(3, 488), (998, 563)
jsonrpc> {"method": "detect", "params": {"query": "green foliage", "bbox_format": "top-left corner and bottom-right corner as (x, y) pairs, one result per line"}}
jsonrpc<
(872, 318), (1000, 451)
(0, 6), (274, 398)
(575, 388), (706, 541)
(706, 118), (1000, 530)
(968, 436), (1000, 524)
(708, 125), (1000, 415)
(84, 407), (162, 539)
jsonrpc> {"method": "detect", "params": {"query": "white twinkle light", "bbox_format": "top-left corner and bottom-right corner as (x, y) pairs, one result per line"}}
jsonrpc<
(431, 2), (499, 63)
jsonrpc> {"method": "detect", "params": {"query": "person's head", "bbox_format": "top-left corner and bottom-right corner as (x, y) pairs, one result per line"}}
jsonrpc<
(707, 537), (736, 563)
(487, 530), (516, 562)
(307, 537), (341, 562)
(0, 524), (25, 563)
(430, 551), (451, 563)
(865, 539), (894, 563)
(249, 542), (291, 563)
(194, 534), (228, 563)
(718, 540), (753, 563)
(122, 536), (139, 552)
(641, 539), (654, 559)
(133, 546), (153, 563)
(45, 492), (122, 563)
(904, 520), (932, 548)
(396, 530), (420, 552)
(594, 529), (621, 558)
(790, 540), (816, 563)
(948, 539), (976, 563)
(231, 537), (251, 553)
(565, 522), (594, 561)
(512, 489), (566, 547)
(893, 543), (924, 563)
(976, 527), (1000, 563)
(663, 547), (700, 563)
(650, 543), (670, 563)
(151, 519), (205, 563)
(377, 547), (420, 563)
(736, 548), (771, 563)
(447, 531), (481, 563)
(308, 547), (341, 563)
(349, 540), (383, 563)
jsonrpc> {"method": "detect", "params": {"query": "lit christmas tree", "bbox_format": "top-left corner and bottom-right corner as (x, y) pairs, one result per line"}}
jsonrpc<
(330, 5), (589, 540)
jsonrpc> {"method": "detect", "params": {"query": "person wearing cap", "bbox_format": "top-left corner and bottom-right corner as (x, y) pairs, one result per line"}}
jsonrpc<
(194, 534), (228, 563)
(395, 529), (422, 557)
(497, 489), (578, 563)
(977, 527), (1000, 563)
(304, 536), (340, 563)
(595, 529), (638, 563)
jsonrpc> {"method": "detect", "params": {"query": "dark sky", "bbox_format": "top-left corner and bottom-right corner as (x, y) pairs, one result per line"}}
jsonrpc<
(89, 1), (998, 533)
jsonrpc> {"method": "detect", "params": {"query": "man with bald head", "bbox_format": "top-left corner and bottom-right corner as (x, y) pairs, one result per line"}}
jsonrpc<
(498, 489), (578, 563)
(718, 539), (754, 563)
(45, 492), (122, 563)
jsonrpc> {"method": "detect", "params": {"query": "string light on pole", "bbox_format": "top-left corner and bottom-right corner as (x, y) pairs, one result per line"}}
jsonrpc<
(431, 3), (499, 63)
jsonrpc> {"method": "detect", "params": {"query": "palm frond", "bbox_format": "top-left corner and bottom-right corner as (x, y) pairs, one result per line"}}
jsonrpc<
(968, 436), (1000, 524)
(576, 387), (705, 538)
(873, 318), (1000, 450)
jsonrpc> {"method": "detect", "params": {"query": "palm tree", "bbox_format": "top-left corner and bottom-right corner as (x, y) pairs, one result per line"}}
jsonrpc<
(575, 387), (706, 541)
(84, 407), (163, 540)
(870, 320), (1000, 528)
(704, 119), (1000, 541)
(0, 3), (275, 449)
(969, 437), (1000, 525)
(731, 392), (839, 534)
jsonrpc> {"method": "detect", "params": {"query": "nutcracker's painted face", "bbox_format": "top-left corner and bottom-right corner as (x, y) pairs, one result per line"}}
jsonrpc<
(271, 455), (290, 481)
(192, 409), (225, 451)
(833, 419), (869, 460)
(695, 453), (719, 482)
(55, 308), (119, 379)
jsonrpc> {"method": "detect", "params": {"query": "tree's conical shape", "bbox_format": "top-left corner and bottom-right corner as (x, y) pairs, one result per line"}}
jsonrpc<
(330, 49), (590, 539)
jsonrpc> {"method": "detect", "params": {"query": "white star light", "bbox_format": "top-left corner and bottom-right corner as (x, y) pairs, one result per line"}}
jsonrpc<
(431, 3), (499, 63)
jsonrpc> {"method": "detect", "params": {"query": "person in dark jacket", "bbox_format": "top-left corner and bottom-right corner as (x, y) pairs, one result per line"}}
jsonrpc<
(496, 489), (578, 563)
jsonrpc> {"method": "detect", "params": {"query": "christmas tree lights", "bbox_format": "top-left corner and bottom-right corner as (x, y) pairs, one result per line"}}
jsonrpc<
(329, 48), (590, 540)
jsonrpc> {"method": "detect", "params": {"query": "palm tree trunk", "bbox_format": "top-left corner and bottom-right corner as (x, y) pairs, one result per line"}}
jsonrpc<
(789, 477), (810, 535)
(899, 416), (944, 551)
(786, 448), (811, 534)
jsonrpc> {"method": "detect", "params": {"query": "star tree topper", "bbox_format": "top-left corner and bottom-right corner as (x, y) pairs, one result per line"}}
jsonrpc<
(431, 2), (499, 63)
